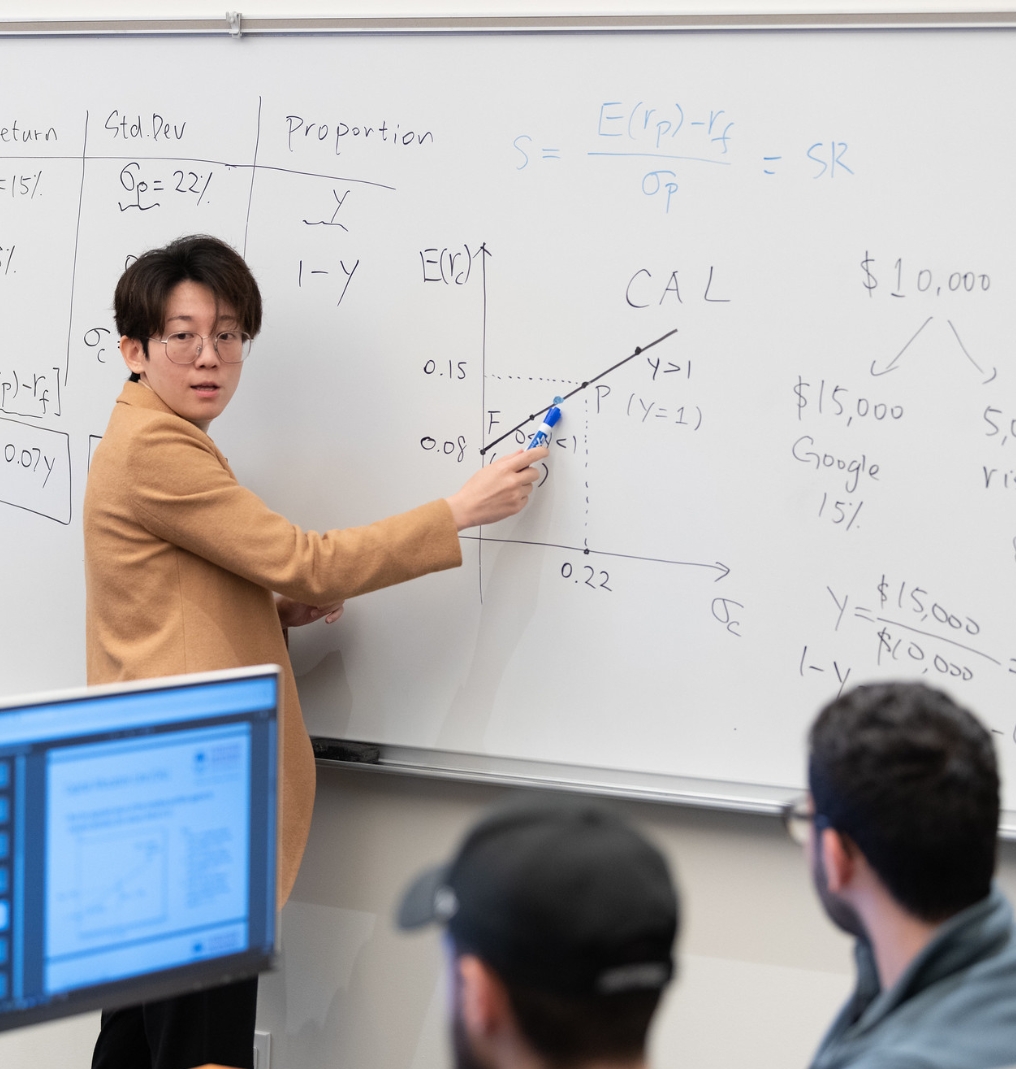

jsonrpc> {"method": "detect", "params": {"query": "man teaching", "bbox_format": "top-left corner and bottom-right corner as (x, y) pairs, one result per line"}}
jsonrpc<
(84, 234), (548, 1069)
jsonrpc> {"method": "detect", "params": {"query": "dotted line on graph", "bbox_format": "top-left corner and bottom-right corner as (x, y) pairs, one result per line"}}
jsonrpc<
(485, 374), (581, 385)
(583, 394), (589, 550)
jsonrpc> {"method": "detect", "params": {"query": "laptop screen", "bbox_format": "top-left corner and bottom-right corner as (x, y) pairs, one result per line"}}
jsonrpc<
(0, 665), (279, 1032)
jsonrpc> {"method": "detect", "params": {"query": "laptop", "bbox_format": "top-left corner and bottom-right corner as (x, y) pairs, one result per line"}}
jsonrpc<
(0, 664), (279, 1032)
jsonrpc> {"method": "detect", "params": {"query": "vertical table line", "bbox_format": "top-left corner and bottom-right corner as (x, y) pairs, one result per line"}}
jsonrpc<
(242, 96), (263, 258)
(63, 109), (89, 390)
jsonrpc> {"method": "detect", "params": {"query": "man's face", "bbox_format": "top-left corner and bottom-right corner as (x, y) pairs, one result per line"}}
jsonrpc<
(123, 279), (243, 430)
(809, 822), (867, 940)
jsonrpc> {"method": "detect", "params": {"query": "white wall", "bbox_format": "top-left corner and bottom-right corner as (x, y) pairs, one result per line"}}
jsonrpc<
(2, 5), (1014, 1068)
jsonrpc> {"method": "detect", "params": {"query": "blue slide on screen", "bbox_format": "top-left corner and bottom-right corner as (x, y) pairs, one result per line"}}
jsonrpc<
(45, 725), (252, 993)
(0, 666), (278, 1032)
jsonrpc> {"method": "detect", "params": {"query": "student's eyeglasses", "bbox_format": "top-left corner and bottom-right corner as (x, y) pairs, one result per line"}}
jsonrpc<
(781, 796), (829, 846)
(149, 331), (253, 364)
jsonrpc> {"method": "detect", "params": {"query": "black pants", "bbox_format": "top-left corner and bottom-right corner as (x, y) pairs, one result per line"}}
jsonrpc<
(91, 977), (258, 1069)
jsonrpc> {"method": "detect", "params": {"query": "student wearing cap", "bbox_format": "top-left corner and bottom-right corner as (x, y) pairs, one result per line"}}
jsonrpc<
(398, 799), (679, 1069)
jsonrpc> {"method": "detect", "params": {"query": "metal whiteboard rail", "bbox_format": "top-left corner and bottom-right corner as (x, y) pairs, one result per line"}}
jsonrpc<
(312, 737), (1016, 840)
(312, 738), (799, 813)
(2, 12), (1016, 36)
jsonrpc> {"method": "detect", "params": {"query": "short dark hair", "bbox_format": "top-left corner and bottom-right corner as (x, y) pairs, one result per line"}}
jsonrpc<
(453, 939), (662, 1068)
(114, 234), (263, 343)
(809, 682), (999, 922)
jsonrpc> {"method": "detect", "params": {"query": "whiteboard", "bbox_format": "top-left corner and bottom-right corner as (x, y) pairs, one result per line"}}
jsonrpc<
(2, 28), (1016, 817)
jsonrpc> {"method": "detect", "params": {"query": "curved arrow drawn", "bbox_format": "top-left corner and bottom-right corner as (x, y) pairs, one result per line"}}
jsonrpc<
(870, 316), (933, 377)
(947, 319), (997, 384)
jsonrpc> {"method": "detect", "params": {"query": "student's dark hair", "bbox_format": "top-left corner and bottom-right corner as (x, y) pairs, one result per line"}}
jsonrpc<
(451, 940), (660, 1069)
(115, 234), (262, 358)
(809, 682), (998, 922)
(501, 983), (661, 1068)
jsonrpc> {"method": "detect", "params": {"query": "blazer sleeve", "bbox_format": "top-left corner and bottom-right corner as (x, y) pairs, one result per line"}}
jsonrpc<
(124, 414), (462, 603)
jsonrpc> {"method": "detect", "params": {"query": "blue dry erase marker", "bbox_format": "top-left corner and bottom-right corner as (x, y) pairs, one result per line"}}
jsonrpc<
(527, 405), (562, 449)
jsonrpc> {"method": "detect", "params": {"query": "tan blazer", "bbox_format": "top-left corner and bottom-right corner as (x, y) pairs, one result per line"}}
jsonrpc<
(84, 382), (462, 903)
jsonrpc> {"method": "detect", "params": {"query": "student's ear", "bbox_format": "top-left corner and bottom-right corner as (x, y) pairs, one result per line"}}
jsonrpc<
(819, 826), (857, 894)
(120, 336), (147, 376)
(458, 954), (512, 1038)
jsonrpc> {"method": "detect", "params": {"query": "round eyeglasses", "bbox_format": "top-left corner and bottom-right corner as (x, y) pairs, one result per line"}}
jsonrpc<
(150, 330), (252, 365)
(781, 796), (829, 846)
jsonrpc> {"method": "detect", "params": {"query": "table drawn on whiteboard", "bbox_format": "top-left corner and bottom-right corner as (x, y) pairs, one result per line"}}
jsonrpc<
(0, 93), (402, 524)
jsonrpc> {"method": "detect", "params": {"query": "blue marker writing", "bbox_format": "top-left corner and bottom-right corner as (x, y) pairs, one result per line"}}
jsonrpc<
(527, 405), (562, 449)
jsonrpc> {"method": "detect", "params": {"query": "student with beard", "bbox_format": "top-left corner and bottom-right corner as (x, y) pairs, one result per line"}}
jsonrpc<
(397, 800), (679, 1069)
(785, 682), (1016, 1069)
